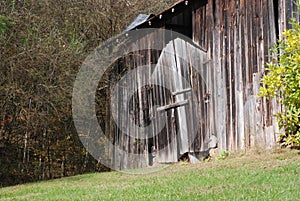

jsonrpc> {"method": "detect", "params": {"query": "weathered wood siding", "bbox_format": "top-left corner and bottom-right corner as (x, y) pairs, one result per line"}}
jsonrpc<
(106, 33), (210, 169)
(192, 0), (281, 150)
(102, 0), (299, 169)
(278, 0), (300, 33)
(191, 0), (299, 151)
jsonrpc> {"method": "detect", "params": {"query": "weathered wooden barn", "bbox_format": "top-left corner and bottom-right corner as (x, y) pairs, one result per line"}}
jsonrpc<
(101, 0), (299, 169)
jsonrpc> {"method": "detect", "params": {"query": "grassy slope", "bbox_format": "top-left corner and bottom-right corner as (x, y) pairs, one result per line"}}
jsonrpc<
(0, 149), (299, 201)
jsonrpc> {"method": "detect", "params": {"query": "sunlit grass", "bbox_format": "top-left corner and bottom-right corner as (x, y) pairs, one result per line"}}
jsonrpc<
(1, 149), (299, 201)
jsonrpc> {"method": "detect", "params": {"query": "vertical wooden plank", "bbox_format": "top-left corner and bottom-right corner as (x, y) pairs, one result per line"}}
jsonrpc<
(278, 0), (286, 38)
(213, 0), (227, 151)
(286, 0), (293, 29)
(235, 0), (246, 150)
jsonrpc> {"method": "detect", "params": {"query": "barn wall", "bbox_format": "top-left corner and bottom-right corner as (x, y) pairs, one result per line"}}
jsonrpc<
(192, 0), (282, 150)
(106, 32), (212, 169)
(278, 0), (300, 33)
(103, 0), (300, 169)
(105, 31), (183, 169)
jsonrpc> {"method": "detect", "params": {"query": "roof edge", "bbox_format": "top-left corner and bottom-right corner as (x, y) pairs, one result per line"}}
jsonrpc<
(133, 0), (208, 30)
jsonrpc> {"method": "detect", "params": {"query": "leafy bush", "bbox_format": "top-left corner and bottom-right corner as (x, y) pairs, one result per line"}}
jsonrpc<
(216, 150), (229, 160)
(259, 2), (300, 147)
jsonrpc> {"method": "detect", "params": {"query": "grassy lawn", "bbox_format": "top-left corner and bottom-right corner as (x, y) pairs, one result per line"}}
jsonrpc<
(0, 149), (299, 201)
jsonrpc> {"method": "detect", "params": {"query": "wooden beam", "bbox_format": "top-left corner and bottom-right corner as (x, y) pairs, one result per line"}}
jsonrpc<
(172, 88), (192, 96)
(157, 99), (189, 112)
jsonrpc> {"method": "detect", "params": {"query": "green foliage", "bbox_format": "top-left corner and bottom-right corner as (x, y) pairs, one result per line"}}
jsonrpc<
(216, 150), (229, 160)
(259, 2), (300, 147)
(0, 15), (11, 33)
(0, 16), (8, 32)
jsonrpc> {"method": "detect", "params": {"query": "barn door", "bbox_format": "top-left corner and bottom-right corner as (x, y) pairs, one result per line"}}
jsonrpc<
(152, 37), (209, 163)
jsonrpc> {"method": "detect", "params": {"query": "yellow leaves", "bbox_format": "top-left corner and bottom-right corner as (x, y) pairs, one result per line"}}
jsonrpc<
(282, 30), (291, 38)
(258, 86), (268, 97)
(286, 35), (300, 52)
(260, 10), (300, 146)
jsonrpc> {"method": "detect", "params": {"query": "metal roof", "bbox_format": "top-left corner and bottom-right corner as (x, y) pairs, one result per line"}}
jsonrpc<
(124, 14), (153, 32)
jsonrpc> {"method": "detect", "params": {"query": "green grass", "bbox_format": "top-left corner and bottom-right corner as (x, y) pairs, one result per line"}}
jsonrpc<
(1, 149), (300, 201)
